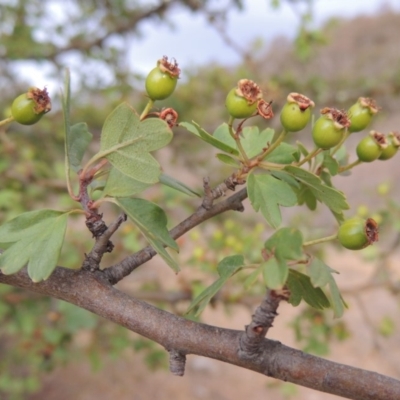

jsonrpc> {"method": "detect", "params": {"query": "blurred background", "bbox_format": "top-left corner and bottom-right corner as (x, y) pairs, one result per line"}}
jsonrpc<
(1, 1), (400, 399)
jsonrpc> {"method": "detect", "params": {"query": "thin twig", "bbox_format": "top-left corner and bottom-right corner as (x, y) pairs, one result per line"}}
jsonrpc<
(103, 187), (248, 284)
(82, 213), (127, 271)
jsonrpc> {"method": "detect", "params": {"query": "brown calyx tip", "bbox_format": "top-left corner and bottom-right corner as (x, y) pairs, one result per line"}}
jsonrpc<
(359, 97), (380, 114)
(257, 99), (274, 120)
(159, 108), (178, 128)
(27, 87), (51, 114)
(389, 131), (400, 146)
(369, 130), (388, 148)
(287, 92), (315, 111)
(158, 56), (181, 78)
(237, 79), (262, 105)
(365, 218), (379, 245)
(321, 107), (351, 129)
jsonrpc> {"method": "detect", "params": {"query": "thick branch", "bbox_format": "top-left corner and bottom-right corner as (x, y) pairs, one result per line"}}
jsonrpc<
(1, 267), (399, 400)
(103, 187), (247, 284)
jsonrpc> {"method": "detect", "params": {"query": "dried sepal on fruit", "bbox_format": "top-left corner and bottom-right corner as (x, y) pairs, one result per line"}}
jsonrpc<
(348, 97), (379, 133)
(378, 131), (400, 160)
(225, 79), (262, 119)
(159, 108), (178, 128)
(257, 99), (274, 120)
(145, 56), (180, 101)
(338, 217), (379, 250)
(280, 92), (315, 132)
(11, 87), (51, 125)
(356, 130), (388, 162)
(312, 108), (350, 149)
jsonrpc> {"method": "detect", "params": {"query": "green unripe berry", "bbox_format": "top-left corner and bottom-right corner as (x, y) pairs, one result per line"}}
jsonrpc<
(312, 108), (350, 149)
(225, 79), (262, 119)
(145, 56), (180, 101)
(356, 131), (387, 162)
(280, 93), (314, 132)
(338, 217), (378, 250)
(11, 87), (51, 125)
(378, 132), (400, 160)
(225, 88), (257, 119)
(348, 97), (379, 133)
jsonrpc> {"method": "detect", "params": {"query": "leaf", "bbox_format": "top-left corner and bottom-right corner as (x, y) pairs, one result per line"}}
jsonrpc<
(262, 257), (288, 289)
(323, 153), (339, 176)
(185, 255), (244, 316)
(309, 258), (346, 317)
(0, 210), (68, 282)
(243, 265), (263, 290)
(216, 153), (240, 167)
(241, 127), (274, 158)
(159, 173), (201, 197)
(286, 269), (330, 310)
(179, 121), (239, 155)
(284, 166), (349, 215)
(100, 103), (172, 184)
(248, 172), (297, 228)
(117, 198), (179, 273)
(103, 167), (151, 197)
(264, 227), (304, 261)
(264, 142), (298, 164)
(68, 123), (93, 173)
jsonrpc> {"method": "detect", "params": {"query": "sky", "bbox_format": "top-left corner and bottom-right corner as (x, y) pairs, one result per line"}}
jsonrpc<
(127, 0), (400, 75)
(16, 0), (400, 90)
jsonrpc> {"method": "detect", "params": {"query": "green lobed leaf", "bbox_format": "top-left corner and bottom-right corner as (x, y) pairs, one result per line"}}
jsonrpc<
(185, 255), (244, 317)
(243, 265), (263, 290)
(179, 121), (238, 155)
(264, 141), (298, 164)
(286, 269), (330, 310)
(262, 257), (288, 289)
(100, 103), (173, 184)
(216, 153), (240, 167)
(117, 197), (179, 272)
(284, 166), (349, 215)
(322, 153), (339, 176)
(239, 126), (273, 159)
(103, 167), (151, 197)
(68, 123), (93, 173)
(247, 172), (297, 228)
(159, 173), (201, 197)
(0, 210), (68, 282)
(309, 258), (346, 317)
(264, 227), (304, 261)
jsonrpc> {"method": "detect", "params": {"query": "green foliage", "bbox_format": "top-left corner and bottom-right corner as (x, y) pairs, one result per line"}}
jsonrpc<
(0, 210), (69, 281)
(185, 255), (244, 317)
(248, 173), (297, 228)
(117, 198), (179, 272)
(99, 103), (172, 184)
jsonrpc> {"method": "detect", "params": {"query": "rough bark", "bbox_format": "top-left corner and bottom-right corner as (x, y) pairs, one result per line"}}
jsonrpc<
(1, 267), (399, 400)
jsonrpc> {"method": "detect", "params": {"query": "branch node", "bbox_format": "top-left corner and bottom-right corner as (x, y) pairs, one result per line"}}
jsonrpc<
(82, 213), (127, 272)
(239, 289), (288, 359)
(168, 349), (186, 376)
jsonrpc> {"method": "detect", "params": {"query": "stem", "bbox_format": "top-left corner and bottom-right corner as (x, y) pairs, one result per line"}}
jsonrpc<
(339, 159), (362, 173)
(140, 99), (154, 120)
(228, 116), (250, 163)
(296, 147), (322, 167)
(258, 130), (287, 161)
(331, 128), (350, 156)
(0, 116), (14, 127)
(303, 233), (338, 247)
